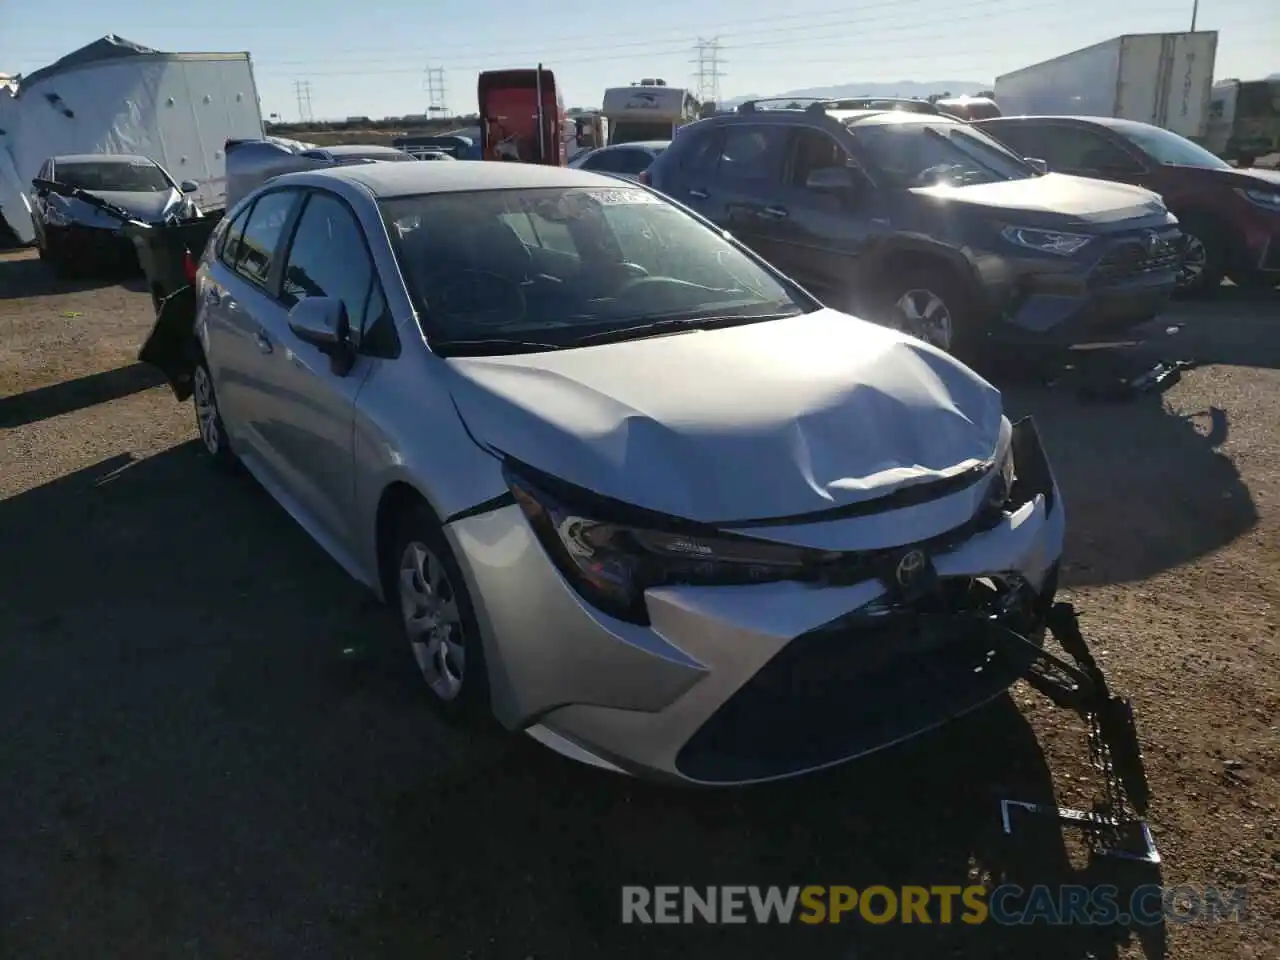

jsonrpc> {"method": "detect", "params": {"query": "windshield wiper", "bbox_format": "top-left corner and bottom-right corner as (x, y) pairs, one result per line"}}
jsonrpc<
(570, 310), (800, 347)
(429, 338), (566, 356)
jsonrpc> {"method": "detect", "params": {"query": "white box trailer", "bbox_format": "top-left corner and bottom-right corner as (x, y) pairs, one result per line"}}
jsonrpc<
(0, 35), (264, 244)
(993, 32), (1218, 141)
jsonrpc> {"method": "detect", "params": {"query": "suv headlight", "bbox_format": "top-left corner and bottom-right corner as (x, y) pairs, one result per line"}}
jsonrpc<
(505, 462), (813, 625)
(1237, 187), (1280, 212)
(985, 437), (1016, 511)
(1001, 225), (1092, 256)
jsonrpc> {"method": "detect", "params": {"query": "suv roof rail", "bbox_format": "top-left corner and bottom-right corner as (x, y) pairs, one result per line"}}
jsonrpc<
(735, 96), (828, 113)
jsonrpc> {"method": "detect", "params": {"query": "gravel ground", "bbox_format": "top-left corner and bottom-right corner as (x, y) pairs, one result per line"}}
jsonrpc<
(1, 246), (1277, 960)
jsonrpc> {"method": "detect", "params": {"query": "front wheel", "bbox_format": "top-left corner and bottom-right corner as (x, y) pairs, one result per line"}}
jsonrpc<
(390, 505), (491, 722)
(1173, 218), (1226, 298)
(874, 267), (974, 356)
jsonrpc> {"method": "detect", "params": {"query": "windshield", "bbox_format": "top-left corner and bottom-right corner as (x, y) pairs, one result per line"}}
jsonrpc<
(380, 185), (808, 353)
(1113, 124), (1233, 170)
(55, 160), (171, 193)
(610, 120), (674, 145)
(849, 118), (1034, 188)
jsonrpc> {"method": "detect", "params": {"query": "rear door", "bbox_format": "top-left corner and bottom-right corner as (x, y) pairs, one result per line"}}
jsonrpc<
(710, 123), (792, 263)
(201, 188), (304, 472)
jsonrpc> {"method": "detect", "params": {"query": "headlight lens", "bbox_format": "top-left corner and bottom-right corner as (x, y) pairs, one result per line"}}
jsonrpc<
(1237, 187), (1280, 211)
(985, 439), (1017, 511)
(1000, 225), (1093, 257)
(505, 463), (812, 624)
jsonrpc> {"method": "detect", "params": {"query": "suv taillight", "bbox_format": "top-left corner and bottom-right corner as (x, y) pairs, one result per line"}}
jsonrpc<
(183, 250), (198, 285)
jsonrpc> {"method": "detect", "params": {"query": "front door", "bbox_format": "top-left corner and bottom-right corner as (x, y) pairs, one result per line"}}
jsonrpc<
(259, 189), (384, 553)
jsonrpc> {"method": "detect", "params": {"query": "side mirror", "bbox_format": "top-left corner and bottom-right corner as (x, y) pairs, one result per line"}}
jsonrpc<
(180, 179), (200, 194)
(287, 296), (355, 375)
(1024, 157), (1049, 175)
(32, 176), (57, 198)
(805, 166), (857, 193)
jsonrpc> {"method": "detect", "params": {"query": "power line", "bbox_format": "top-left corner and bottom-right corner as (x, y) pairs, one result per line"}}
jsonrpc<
(293, 79), (314, 122)
(255, 2), (1212, 78)
(424, 65), (448, 116)
(692, 37), (725, 105)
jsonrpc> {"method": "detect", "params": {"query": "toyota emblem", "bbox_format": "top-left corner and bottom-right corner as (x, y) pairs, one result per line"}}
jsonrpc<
(895, 549), (927, 588)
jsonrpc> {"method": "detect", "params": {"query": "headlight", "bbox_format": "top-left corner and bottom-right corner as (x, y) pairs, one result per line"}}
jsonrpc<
(505, 463), (813, 624)
(985, 438), (1016, 511)
(1237, 187), (1280, 212)
(43, 203), (70, 227)
(1000, 225), (1092, 257)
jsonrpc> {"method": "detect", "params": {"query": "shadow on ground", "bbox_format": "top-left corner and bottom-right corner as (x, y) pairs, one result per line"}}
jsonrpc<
(0, 252), (146, 300)
(0, 362), (163, 427)
(0, 445), (1165, 959)
(970, 293), (1271, 589)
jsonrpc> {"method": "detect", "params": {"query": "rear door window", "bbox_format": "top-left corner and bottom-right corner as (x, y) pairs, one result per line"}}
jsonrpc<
(717, 125), (790, 182)
(233, 189), (302, 289)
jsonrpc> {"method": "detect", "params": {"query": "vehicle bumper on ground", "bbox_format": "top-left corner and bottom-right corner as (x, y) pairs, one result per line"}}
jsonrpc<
(979, 226), (1182, 343)
(446, 418), (1065, 785)
(45, 222), (139, 270)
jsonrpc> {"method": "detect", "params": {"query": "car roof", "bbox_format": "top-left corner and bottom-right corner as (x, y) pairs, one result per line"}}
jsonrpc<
(843, 111), (959, 128)
(314, 144), (409, 157)
(53, 153), (154, 165)
(308, 161), (641, 198)
(975, 115), (1159, 134)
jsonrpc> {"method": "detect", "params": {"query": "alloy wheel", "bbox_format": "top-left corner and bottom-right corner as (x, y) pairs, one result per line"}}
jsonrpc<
(1178, 234), (1208, 289)
(193, 365), (220, 455)
(894, 288), (954, 352)
(398, 541), (466, 701)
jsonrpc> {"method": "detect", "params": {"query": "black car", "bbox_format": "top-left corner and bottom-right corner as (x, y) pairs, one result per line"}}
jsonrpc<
(30, 153), (202, 277)
(646, 103), (1183, 355)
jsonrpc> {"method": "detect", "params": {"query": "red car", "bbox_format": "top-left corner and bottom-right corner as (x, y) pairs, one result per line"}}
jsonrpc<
(975, 115), (1280, 296)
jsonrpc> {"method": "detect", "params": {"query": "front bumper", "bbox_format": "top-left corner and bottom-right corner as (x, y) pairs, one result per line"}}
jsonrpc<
(446, 418), (1066, 785)
(980, 226), (1182, 343)
(45, 222), (139, 270)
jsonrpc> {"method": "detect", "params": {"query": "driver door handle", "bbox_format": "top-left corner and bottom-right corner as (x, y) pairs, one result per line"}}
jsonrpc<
(687, 188), (709, 199)
(761, 205), (789, 219)
(255, 328), (273, 354)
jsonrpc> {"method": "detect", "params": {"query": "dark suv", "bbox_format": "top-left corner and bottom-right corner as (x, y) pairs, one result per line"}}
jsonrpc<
(646, 103), (1183, 354)
(973, 115), (1280, 295)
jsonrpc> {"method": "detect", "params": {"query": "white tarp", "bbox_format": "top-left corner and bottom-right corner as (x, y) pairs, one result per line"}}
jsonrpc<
(0, 35), (265, 244)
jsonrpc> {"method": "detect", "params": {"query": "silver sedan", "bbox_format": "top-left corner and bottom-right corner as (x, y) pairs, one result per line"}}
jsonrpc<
(148, 161), (1065, 784)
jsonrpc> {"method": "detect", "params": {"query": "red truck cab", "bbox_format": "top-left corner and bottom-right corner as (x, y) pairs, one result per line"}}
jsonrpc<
(478, 66), (567, 165)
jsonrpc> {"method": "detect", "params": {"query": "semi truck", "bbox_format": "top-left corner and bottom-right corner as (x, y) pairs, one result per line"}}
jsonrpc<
(1203, 77), (1280, 167)
(993, 31), (1218, 141)
(477, 66), (568, 165)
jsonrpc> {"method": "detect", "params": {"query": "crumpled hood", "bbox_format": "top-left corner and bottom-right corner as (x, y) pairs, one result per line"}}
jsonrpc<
(912, 173), (1166, 228)
(445, 310), (1005, 523)
(60, 189), (181, 226)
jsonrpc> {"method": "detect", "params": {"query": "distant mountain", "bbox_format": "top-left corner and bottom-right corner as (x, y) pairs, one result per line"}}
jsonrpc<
(719, 81), (990, 109)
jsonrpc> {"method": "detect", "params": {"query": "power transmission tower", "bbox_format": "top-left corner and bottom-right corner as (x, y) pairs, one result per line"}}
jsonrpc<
(424, 66), (448, 117)
(293, 79), (314, 122)
(691, 38), (725, 107)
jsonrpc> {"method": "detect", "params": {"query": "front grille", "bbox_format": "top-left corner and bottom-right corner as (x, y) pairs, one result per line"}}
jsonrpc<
(674, 573), (1056, 783)
(1092, 232), (1182, 286)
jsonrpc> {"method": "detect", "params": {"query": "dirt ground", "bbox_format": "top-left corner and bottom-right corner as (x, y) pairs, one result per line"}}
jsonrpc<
(0, 246), (1277, 960)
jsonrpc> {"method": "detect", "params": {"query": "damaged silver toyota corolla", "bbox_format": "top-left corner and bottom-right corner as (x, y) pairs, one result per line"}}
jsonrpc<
(141, 161), (1067, 785)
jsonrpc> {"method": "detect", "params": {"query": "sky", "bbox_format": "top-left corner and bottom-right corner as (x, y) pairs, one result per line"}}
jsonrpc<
(1, 0), (1275, 121)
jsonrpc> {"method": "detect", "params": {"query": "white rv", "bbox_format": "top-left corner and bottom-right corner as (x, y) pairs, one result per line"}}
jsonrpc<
(601, 79), (698, 145)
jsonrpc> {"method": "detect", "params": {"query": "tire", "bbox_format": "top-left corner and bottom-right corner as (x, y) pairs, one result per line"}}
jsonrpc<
(1173, 215), (1226, 299)
(387, 503), (491, 723)
(191, 359), (238, 470)
(873, 264), (976, 357)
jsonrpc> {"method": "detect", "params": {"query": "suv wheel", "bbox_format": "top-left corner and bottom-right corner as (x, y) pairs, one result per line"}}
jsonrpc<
(192, 360), (237, 469)
(877, 267), (970, 355)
